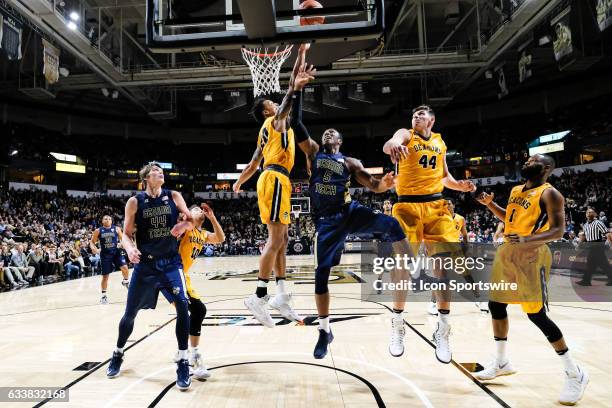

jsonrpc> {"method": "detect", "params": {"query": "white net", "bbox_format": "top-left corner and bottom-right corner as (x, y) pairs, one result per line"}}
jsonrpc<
(241, 45), (293, 97)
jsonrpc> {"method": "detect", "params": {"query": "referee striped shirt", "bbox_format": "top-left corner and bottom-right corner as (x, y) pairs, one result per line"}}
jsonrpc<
(582, 219), (608, 242)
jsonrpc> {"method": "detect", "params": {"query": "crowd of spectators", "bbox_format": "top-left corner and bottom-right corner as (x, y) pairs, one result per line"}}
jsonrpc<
(1, 168), (610, 291)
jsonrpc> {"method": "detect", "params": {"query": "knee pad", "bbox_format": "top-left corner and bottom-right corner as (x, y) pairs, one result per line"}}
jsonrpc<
(189, 298), (206, 336)
(489, 301), (508, 320)
(527, 308), (563, 343)
(315, 267), (330, 295)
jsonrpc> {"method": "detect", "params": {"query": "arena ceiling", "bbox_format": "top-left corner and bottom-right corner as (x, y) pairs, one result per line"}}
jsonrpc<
(0, 0), (610, 127)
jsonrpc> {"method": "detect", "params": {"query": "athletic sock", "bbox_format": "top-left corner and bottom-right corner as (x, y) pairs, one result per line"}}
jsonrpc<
(319, 315), (330, 333)
(494, 336), (508, 366)
(438, 309), (450, 325)
(190, 346), (199, 355)
(101, 290), (107, 294)
(392, 308), (404, 319)
(276, 277), (287, 295)
(114, 347), (123, 354)
(256, 278), (269, 298)
(178, 349), (188, 360)
(557, 348), (579, 376)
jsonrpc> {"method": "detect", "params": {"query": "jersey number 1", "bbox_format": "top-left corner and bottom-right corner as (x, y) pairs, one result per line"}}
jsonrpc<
(418, 154), (437, 169)
(508, 209), (516, 223)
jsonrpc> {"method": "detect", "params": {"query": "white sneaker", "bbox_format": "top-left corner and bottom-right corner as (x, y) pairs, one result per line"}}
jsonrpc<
(389, 315), (406, 357)
(100, 295), (108, 305)
(427, 301), (438, 316)
(474, 360), (517, 380)
(268, 293), (302, 322)
(476, 302), (489, 313)
(244, 294), (275, 328)
(559, 366), (589, 406)
(433, 322), (452, 363)
(190, 352), (211, 380)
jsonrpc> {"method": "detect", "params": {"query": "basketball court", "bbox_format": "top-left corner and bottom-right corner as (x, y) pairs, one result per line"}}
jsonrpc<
(1, 254), (610, 407)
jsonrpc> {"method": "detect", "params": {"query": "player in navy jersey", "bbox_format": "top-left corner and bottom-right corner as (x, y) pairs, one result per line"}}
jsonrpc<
(106, 161), (194, 391)
(291, 91), (412, 358)
(90, 215), (130, 304)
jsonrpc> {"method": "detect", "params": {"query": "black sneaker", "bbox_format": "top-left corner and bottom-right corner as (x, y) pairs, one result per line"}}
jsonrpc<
(576, 281), (592, 286)
(176, 358), (191, 391)
(313, 328), (334, 359)
(107, 351), (124, 378)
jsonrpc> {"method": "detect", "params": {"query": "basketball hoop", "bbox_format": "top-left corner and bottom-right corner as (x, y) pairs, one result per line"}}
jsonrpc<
(241, 45), (293, 97)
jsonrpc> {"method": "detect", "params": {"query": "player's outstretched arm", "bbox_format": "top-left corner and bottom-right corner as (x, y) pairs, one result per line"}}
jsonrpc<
(476, 191), (507, 221)
(383, 128), (411, 164)
(233, 146), (263, 193)
(89, 229), (100, 254)
(274, 63), (316, 130)
(346, 157), (394, 193)
(201, 204), (226, 244)
(291, 64), (319, 162)
(122, 197), (141, 264)
(441, 156), (476, 192)
(289, 44), (309, 89)
(506, 188), (565, 244)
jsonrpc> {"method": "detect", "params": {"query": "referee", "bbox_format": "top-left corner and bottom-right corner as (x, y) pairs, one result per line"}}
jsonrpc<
(576, 207), (612, 286)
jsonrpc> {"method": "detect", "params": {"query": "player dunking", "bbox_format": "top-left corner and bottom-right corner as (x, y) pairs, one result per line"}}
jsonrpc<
(90, 215), (129, 304)
(233, 46), (315, 327)
(474, 154), (588, 405)
(383, 105), (476, 363)
(161, 203), (225, 380)
(295, 124), (410, 359)
(106, 162), (194, 391)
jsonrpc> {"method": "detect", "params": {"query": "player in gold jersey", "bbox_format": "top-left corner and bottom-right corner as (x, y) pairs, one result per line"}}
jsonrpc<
(162, 203), (225, 380)
(233, 46), (316, 327)
(383, 105), (476, 364)
(475, 154), (588, 406)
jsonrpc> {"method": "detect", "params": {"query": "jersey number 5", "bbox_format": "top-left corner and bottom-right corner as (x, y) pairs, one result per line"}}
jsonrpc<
(418, 154), (437, 169)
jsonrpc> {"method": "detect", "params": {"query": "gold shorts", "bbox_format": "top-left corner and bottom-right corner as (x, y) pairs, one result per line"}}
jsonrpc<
(257, 169), (291, 225)
(490, 243), (551, 313)
(392, 199), (458, 256)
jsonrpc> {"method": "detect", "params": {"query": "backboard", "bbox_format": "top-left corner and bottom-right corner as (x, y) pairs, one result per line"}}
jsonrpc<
(146, 0), (384, 66)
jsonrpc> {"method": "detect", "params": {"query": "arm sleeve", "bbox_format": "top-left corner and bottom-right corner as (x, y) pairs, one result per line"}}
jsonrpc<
(290, 91), (310, 143)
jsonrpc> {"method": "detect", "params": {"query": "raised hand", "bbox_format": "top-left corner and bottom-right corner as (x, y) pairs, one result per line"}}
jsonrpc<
(476, 191), (494, 206)
(294, 63), (316, 91)
(388, 143), (409, 164)
(380, 171), (395, 191)
(201, 203), (215, 220)
(457, 179), (477, 192)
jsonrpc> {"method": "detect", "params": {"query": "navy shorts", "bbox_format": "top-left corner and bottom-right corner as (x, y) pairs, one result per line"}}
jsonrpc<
(314, 202), (405, 271)
(124, 254), (186, 313)
(101, 251), (127, 275)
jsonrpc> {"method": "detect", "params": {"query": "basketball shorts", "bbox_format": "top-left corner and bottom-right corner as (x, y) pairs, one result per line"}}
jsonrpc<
(490, 243), (551, 313)
(392, 199), (458, 256)
(124, 253), (187, 313)
(257, 169), (291, 225)
(100, 251), (127, 275)
(315, 202), (406, 271)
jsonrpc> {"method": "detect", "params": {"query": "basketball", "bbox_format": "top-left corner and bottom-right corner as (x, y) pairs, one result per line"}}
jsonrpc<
(299, 0), (325, 26)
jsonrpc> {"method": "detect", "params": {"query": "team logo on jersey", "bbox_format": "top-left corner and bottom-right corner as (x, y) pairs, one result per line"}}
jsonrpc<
(162, 196), (169, 201)
(172, 286), (180, 295)
(144, 199), (149, 203)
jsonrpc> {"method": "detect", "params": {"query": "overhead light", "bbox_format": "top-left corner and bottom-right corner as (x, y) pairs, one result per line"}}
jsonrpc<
(381, 86), (391, 94)
(67, 21), (77, 30)
(59, 67), (70, 77)
(538, 35), (551, 46)
(69, 11), (79, 21)
(111, 90), (119, 99)
(101, 88), (109, 97)
(9, 150), (18, 156)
